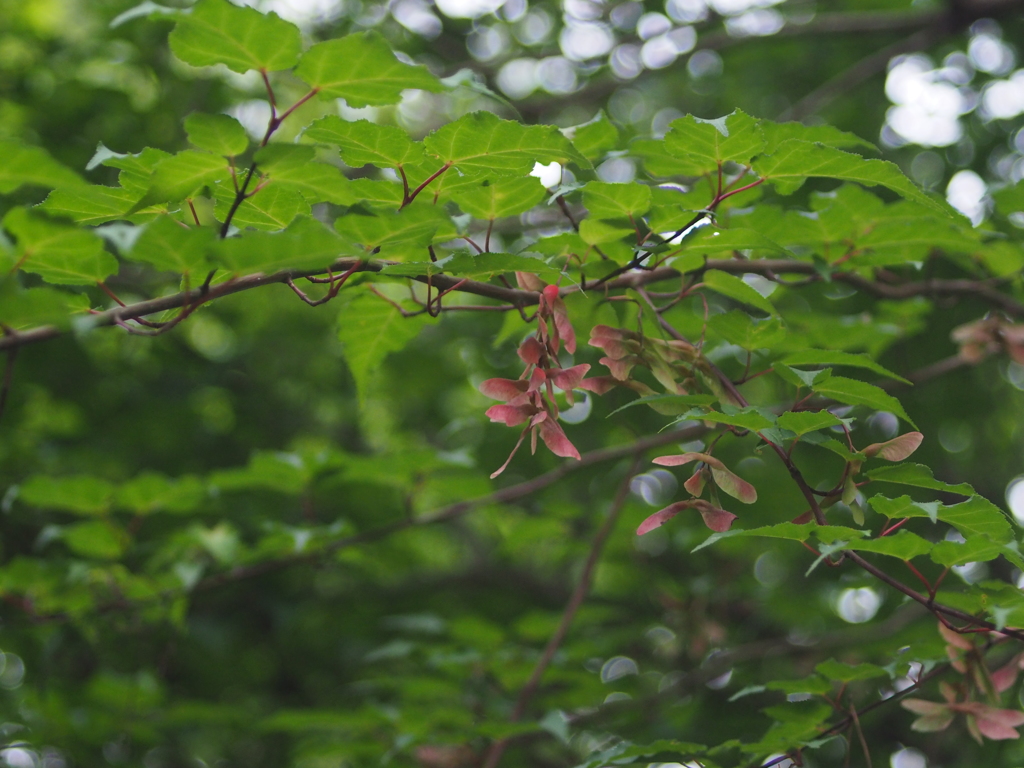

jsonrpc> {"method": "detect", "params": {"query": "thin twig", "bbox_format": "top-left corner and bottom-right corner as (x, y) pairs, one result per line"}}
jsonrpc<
(5, 259), (1024, 353)
(481, 459), (641, 768)
(781, 28), (943, 121)
(0, 339), (18, 426)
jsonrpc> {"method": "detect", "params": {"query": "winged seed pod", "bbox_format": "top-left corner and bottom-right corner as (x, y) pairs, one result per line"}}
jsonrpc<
(480, 283), (608, 477)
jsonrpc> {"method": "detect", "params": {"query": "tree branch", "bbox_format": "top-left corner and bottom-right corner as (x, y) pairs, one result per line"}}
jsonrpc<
(190, 428), (701, 594)
(3, 259), (1021, 353)
(481, 458), (641, 768)
(780, 27), (944, 121)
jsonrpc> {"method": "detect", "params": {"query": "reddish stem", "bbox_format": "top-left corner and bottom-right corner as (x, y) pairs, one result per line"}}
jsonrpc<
(403, 162), (451, 207)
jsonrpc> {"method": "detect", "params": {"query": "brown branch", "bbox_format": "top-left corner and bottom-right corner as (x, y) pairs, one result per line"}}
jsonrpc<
(643, 299), (1024, 646)
(7, 428), (704, 625)
(481, 459), (641, 768)
(4, 258), (1021, 353)
(190, 428), (701, 594)
(0, 341), (18, 426)
(780, 27), (944, 121)
(697, 9), (945, 55)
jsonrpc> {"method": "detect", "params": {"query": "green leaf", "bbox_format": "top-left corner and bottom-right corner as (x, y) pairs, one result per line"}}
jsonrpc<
(348, 179), (405, 207)
(115, 472), (205, 514)
(335, 206), (455, 253)
(0, 284), (89, 330)
(424, 111), (592, 175)
(569, 111), (619, 161)
(842, 530), (933, 560)
(685, 407), (776, 431)
(579, 218), (633, 245)
(110, 1), (187, 27)
(934, 496), (1013, 544)
(663, 110), (766, 176)
(702, 269), (776, 315)
(301, 116), (425, 168)
(814, 660), (888, 682)
(753, 140), (952, 217)
(184, 113), (249, 157)
(254, 145), (360, 206)
(608, 394), (717, 417)
(99, 146), (172, 196)
(39, 185), (140, 225)
(450, 177), (547, 219)
(776, 410), (843, 436)
(168, 0), (301, 74)
(62, 521), (129, 560)
(930, 537), (1018, 568)
(3, 208), (117, 285)
(128, 216), (215, 275)
(215, 183), (309, 231)
(19, 474), (115, 515)
(708, 310), (786, 350)
(213, 216), (359, 275)
(632, 138), (711, 178)
(811, 375), (915, 427)
(337, 292), (433, 402)
(693, 522), (867, 552)
(780, 350), (910, 384)
(760, 120), (876, 154)
(867, 494), (940, 522)
(295, 31), (444, 107)
(575, 740), (708, 768)
(774, 364), (830, 389)
(136, 150), (230, 208)
(867, 493), (1010, 544)
(583, 181), (652, 219)
(682, 226), (790, 256)
(0, 139), (84, 193)
(866, 465), (974, 496)
(208, 451), (309, 495)
(994, 181), (1024, 217)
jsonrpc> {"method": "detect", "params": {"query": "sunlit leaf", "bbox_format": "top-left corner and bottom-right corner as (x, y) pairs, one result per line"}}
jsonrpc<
(663, 110), (766, 176)
(127, 216), (215, 275)
(301, 116), (426, 169)
(424, 111), (591, 175)
(780, 349), (910, 383)
(866, 465), (974, 496)
(39, 185), (141, 225)
(213, 216), (360, 274)
(776, 410), (843, 436)
(337, 291), (433, 403)
(295, 31), (443, 107)
(255, 145), (360, 205)
(214, 183), (309, 231)
(708, 310), (786, 350)
(753, 140), (952, 217)
(62, 521), (129, 560)
(3, 207), (117, 285)
(184, 113), (249, 157)
(760, 120), (876, 154)
(583, 181), (652, 220)
(815, 659), (888, 682)
(451, 177), (547, 219)
(0, 139), (84, 194)
(702, 269), (776, 315)
(168, 0), (302, 73)
(569, 111), (619, 161)
(19, 474), (115, 515)
(812, 375), (916, 427)
(841, 530), (934, 560)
